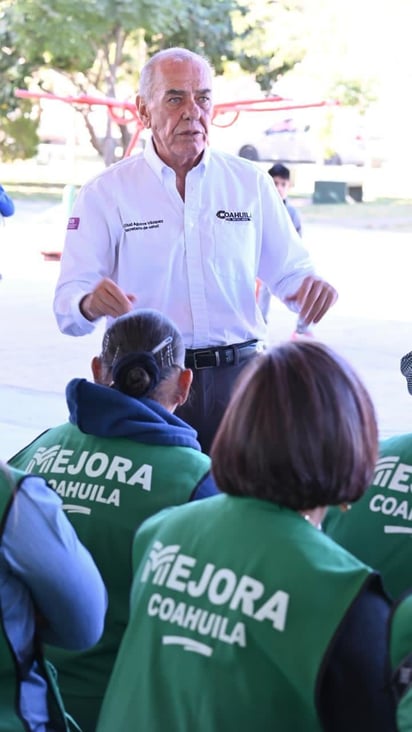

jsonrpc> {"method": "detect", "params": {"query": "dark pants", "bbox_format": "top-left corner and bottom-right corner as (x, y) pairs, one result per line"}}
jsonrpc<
(177, 342), (259, 454)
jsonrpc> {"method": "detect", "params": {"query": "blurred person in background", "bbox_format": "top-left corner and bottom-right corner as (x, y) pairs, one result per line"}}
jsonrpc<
(0, 185), (15, 218)
(257, 163), (303, 323)
(0, 184), (15, 280)
(268, 162), (302, 236)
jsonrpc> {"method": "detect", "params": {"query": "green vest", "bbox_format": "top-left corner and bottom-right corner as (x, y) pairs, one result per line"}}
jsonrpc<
(97, 494), (373, 732)
(10, 423), (210, 732)
(389, 592), (412, 732)
(0, 466), (73, 732)
(323, 434), (412, 598)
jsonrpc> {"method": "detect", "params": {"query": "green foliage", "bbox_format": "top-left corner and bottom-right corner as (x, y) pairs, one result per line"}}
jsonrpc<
(0, 11), (40, 160)
(318, 75), (379, 160)
(231, 0), (308, 92)
(145, 0), (306, 88)
(7, 0), (190, 73)
(328, 77), (379, 115)
(0, 103), (39, 161)
(144, 0), (248, 74)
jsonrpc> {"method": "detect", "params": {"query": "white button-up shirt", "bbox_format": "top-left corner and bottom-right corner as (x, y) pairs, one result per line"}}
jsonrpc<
(54, 138), (315, 347)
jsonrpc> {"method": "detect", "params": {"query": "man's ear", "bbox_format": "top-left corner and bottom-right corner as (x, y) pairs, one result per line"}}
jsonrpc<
(177, 368), (193, 406)
(136, 95), (151, 128)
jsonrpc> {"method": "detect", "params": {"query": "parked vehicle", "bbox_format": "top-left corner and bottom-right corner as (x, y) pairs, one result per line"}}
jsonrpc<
(236, 117), (320, 163)
(210, 111), (367, 166)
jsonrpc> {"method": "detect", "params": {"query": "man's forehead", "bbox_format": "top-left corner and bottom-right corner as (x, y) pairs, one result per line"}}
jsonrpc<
(154, 58), (212, 91)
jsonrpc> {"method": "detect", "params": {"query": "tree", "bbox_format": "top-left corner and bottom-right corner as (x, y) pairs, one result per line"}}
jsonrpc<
(3, 0), (306, 163)
(0, 4), (40, 161)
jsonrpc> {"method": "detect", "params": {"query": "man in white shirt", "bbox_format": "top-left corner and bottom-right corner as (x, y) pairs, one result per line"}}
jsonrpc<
(53, 47), (337, 452)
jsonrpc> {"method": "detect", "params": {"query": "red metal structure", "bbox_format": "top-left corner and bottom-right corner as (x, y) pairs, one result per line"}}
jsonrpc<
(15, 88), (333, 158)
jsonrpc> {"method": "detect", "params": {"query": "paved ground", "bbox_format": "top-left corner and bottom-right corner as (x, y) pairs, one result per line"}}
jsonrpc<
(1, 198), (411, 458)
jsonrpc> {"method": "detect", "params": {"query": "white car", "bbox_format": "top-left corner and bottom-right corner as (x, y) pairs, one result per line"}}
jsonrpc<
(211, 112), (366, 166)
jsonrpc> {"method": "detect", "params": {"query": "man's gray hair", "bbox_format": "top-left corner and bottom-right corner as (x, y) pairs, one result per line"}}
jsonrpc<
(139, 47), (213, 101)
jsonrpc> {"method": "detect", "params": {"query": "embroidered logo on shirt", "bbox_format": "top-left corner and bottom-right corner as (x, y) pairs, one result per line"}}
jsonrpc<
(123, 219), (164, 232)
(216, 210), (252, 221)
(67, 217), (80, 230)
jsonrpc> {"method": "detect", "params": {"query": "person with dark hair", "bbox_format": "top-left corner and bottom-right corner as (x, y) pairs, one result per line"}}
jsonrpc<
(400, 349), (412, 396)
(0, 464), (106, 731)
(96, 341), (397, 732)
(323, 351), (412, 600)
(258, 162), (303, 322)
(53, 46), (337, 453)
(8, 308), (217, 732)
(268, 162), (302, 235)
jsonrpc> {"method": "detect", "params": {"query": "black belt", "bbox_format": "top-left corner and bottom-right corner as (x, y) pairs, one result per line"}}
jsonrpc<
(185, 340), (259, 369)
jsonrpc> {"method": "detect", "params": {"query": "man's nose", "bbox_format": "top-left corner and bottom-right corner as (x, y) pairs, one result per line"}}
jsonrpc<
(181, 98), (200, 119)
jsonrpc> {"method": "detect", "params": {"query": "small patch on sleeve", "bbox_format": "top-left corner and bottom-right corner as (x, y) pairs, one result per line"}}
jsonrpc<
(67, 217), (80, 230)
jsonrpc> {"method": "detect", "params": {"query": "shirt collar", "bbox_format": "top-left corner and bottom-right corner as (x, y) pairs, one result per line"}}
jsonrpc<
(143, 135), (209, 181)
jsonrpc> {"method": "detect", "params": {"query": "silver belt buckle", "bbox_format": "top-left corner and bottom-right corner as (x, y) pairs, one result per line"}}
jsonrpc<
(193, 349), (219, 369)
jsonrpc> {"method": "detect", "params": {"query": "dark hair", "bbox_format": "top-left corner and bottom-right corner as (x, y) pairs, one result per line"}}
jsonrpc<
(400, 350), (412, 395)
(268, 163), (290, 180)
(211, 341), (378, 510)
(100, 309), (185, 399)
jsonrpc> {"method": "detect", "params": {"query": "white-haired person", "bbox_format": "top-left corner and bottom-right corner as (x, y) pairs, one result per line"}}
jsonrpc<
(53, 46), (337, 453)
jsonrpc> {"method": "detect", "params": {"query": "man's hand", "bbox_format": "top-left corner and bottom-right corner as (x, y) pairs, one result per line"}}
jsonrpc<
(285, 275), (338, 326)
(80, 278), (137, 321)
